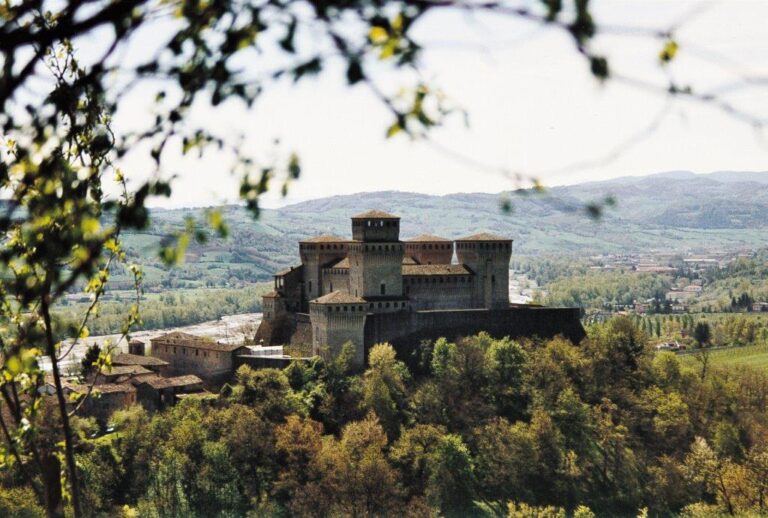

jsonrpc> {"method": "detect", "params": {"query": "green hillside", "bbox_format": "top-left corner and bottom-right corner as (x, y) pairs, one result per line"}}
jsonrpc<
(114, 171), (768, 290)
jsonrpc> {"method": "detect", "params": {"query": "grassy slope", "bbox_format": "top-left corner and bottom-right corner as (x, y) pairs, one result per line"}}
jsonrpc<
(679, 343), (768, 370)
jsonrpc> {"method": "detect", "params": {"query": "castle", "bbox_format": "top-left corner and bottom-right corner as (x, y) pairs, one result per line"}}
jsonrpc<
(255, 210), (584, 367)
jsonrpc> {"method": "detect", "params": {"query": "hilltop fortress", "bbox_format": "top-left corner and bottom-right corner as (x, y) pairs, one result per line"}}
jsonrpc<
(256, 210), (584, 366)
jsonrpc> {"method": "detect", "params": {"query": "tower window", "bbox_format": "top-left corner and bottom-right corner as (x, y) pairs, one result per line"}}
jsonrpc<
(380, 282), (386, 295)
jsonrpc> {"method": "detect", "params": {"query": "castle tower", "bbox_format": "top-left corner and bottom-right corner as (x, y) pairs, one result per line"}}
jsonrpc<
(309, 292), (368, 368)
(405, 234), (453, 265)
(348, 210), (404, 299)
(455, 233), (512, 309)
(299, 235), (350, 308)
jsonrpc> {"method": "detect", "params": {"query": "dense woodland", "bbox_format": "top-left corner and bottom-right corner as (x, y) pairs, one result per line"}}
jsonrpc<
(3, 317), (768, 517)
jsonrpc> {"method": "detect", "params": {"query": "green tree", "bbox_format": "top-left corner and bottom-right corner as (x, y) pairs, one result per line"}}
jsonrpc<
(694, 322), (712, 347)
(425, 434), (476, 517)
(361, 343), (410, 439)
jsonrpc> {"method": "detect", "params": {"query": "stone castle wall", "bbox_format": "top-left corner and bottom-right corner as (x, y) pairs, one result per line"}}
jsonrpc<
(364, 306), (584, 365)
(404, 275), (475, 310)
(405, 242), (453, 265)
(348, 242), (404, 298)
(310, 304), (366, 366)
(322, 268), (350, 295)
(456, 241), (512, 308)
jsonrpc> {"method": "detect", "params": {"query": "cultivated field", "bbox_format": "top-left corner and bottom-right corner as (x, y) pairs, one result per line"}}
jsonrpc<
(679, 343), (768, 371)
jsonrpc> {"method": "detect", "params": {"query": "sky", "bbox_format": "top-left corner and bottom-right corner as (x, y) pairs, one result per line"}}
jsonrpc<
(108, 0), (768, 208)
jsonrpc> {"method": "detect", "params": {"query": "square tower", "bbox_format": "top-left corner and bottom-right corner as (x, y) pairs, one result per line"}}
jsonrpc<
(455, 233), (512, 309)
(348, 210), (404, 299)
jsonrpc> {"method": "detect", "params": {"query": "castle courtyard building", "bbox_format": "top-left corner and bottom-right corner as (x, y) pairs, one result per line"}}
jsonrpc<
(150, 331), (247, 386)
(256, 210), (584, 367)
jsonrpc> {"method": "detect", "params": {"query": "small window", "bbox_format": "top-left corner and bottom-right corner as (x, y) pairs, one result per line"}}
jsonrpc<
(380, 282), (386, 295)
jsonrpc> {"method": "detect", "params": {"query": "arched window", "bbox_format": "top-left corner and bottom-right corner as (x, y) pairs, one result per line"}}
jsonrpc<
(380, 282), (386, 295)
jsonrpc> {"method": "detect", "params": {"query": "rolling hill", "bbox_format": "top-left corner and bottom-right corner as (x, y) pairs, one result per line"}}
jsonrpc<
(116, 171), (768, 289)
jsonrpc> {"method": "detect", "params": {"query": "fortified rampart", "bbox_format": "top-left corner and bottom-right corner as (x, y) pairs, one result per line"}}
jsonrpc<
(255, 209), (585, 369)
(364, 306), (585, 365)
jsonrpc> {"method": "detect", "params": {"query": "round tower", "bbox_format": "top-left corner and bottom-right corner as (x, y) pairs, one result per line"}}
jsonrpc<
(405, 234), (453, 265)
(455, 233), (512, 309)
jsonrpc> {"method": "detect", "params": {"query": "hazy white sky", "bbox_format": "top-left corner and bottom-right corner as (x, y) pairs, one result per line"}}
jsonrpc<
(111, 0), (768, 208)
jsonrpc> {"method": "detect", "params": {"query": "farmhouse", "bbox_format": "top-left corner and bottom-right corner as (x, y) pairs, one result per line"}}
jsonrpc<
(150, 331), (247, 385)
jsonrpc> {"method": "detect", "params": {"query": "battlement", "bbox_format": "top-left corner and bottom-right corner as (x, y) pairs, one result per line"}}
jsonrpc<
(255, 210), (582, 368)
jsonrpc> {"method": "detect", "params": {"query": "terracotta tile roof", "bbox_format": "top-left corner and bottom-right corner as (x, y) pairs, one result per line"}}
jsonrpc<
(100, 365), (154, 377)
(402, 256), (418, 265)
(275, 265), (302, 276)
(66, 382), (136, 394)
(128, 339), (144, 345)
(92, 383), (137, 394)
(300, 234), (349, 243)
(263, 290), (280, 297)
(455, 232), (511, 241)
(311, 291), (367, 304)
(112, 353), (168, 367)
(139, 375), (203, 390)
(402, 264), (472, 276)
(351, 210), (399, 219)
(150, 331), (245, 352)
(406, 234), (450, 242)
(328, 257), (350, 269)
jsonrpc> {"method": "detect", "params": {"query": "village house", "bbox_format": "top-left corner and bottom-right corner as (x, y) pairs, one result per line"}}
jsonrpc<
(87, 364), (156, 385)
(135, 374), (205, 411)
(59, 381), (137, 424)
(149, 331), (248, 386)
(111, 352), (169, 376)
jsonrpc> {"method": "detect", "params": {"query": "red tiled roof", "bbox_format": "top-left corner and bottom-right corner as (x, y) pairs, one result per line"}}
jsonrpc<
(455, 232), (511, 241)
(65, 382), (136, 394)
(311, 291), (366, 304)
(150, 332), (244, 352)
(139, 375), (203, 389)
(300, 234), (349, 243)
(351, 210), (399, 219)
(112, 353), (168, 367)
(275, 265), (302, 276)
(406, 234), (450, 242)
(328, 257), (350, 269)
(99, 365), (153, 377)
(402, 256), (418, 265)
(402, 264), (472, 276)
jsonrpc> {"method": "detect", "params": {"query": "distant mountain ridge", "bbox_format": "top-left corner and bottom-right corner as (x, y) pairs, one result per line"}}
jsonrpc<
(117, 171), (768, 287)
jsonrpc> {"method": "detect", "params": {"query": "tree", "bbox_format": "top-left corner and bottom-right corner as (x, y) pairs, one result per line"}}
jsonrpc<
(694, 322), (711, 348)
(1, 2), (766, 513)
(361, 343), (410, 439)
(425, 434), (476, 517)
(79, 344), (102, 378)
